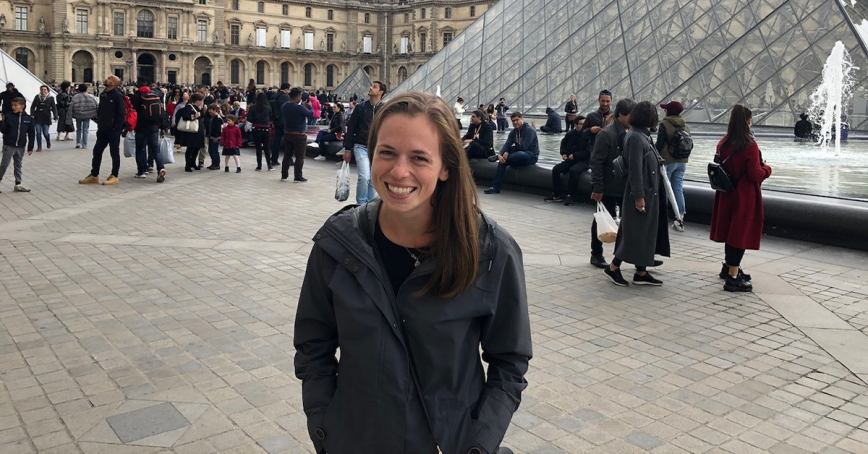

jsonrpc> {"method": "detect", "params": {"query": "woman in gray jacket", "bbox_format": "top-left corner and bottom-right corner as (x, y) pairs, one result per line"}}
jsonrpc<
(604, 101), (670, 286)
(294, 92), (531, 454)
(71, 84), (98, 149)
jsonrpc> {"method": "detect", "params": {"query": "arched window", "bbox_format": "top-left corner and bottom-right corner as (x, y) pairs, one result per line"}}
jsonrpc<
(398, 66), (407, 83)
(304, 63), (313, 87)
(364, 13), (370, 24)
(14, 48), (28, 69)
(421, 8), (426, 19)
(445, 8), (452, 19)
(282, 5), (288, 15)
(326, 65), (335, 87)
(328, 10), (333, 20)
(305, 7), (311, 18)
(230, 59), (241, 85)
(256, 61), (266, 85)
(136, 10), (154, 38)
(280, 62), (290, 85)
(257, 2), (264, 13)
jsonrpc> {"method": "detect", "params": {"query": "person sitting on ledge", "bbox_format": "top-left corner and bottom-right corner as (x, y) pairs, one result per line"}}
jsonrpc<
(484, 111), (539, 194)
(794, 113), (813, 139)
(462, 110), (494, 160)
(545, 115), (588, 205)
(539, 107), (563, 133)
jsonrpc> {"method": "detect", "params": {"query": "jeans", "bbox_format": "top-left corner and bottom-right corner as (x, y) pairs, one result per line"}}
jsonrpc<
(91, 129), (122, 177)
(35, 123), (50, 148)
(0, 145), (25, 184)
(314, 130), (337, 148)
(591, 195), (622, 256)
(252, 128), (270, 167)
(496, 118), (507, 132)
(271, 125), (283, 165)
(76, 119), (91, 147)
(281, 133), (308, 180)
(665, 162), (686, 215)
(353, 144), (377, 204)
(491, 151), (537, 191)
(208, 139), (221, 167)
(135, 129), (163, 175)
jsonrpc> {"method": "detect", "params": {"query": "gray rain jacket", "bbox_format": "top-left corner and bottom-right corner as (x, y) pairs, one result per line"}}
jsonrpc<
(294, 200), (532, 454)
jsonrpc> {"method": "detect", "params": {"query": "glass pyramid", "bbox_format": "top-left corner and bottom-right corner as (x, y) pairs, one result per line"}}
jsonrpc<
(391, 0), (868, 130)
(0, 50), (55, 103)
(333, 66), (373, 102)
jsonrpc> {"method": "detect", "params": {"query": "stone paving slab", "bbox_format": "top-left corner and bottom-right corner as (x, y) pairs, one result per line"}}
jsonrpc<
(1, 139), (868, 453)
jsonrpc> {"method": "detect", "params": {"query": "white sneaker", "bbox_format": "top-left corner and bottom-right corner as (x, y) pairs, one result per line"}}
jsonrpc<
(13, 185), (30, 192)
(672, 220), (684, 232)
(314, 156), (326, 161)
(308, 142), (319, 148)
(134, 174), (146, 179)
(335, 150), (345, 156)
(75, 143), (81, 149)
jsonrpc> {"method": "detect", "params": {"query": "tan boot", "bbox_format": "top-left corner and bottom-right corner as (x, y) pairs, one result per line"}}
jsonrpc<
(79, 174), (100, 184)
(102, 175), (119, 186)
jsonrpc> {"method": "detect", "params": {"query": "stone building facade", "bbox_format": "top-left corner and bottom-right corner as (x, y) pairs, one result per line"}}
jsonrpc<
(0, 0), (493, 90)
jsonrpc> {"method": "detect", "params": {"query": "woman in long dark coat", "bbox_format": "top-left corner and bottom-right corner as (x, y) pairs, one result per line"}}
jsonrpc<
(176, 93), (206, 171)
(604, 101), (670, 287)
(55, 81), (75, 141)
(710, 105), (772, 292)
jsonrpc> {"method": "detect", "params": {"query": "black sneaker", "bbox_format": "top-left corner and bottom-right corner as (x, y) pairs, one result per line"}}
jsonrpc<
(719, 262), (751, 281)
(255, 166), (262, 171)
(590, 254), (608, 269)
(487, 155), (499, 162)
(563, 195), (573, 206)
(484, 187), (500, 194)
(294, 177), (308, 183)
(633, 272), (663, 286)
(604, 267), (629, 286)
(236, 167), (241, 173)
(724, 274), (753, 292)
(544, 194), (563, 202)
(652, 260), (664, 267)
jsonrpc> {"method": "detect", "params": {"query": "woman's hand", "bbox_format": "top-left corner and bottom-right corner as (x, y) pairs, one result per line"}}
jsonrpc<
(635, 197), (646, 213)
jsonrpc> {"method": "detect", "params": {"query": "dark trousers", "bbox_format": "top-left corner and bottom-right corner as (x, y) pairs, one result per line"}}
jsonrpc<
(135, 129), (163, 175)
(496, 118), (507, 131)
(185, 147), (200, 170)
(315, 130), (337, 147)
(253, 128), (270, 167)
(491, 151), (537, 191)
(91, 129), (122, 178)
(550, 159), (587, 197)
(208, 139), (220, 167)
(591, 195), (622, 256)
(281, 133), (307, 180)
(466, 141), (490, 160)
(270, 125), (283, 165)
(725, 244), (746, 266)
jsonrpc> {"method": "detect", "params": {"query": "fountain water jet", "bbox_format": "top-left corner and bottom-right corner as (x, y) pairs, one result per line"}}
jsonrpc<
(808, 41), (857, 154)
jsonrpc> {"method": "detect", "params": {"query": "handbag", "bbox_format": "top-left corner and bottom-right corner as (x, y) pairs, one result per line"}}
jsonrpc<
(594, 202), (618, 243)
(708, 145), (738, 192)
(177, 118), (199, 133)
(612, 155), (627, 180)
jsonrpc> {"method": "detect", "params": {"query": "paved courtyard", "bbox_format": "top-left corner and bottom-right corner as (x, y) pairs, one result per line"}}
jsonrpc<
(2, 138), (868, 454)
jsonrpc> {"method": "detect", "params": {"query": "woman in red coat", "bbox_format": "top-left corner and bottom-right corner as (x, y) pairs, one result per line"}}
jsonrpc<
(710, 105), (772, 292)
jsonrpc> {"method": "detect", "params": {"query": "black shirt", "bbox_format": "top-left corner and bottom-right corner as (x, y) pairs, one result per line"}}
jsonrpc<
(374, 221), (424, 296)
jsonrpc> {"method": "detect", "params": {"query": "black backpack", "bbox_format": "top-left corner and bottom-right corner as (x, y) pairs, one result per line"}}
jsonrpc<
(668, 124), (694, 159)
(138, 93), (163, 124)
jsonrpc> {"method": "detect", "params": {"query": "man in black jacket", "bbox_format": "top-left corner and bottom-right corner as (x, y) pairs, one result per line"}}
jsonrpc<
(462, 110), (494, 159)
(0, 83), (22, 116)
(342, 81), (386, 204)
(544, 116), (587, 204)
(581, 90), (613, 149)
(589, 99), (634, 268)
(0, 97), (35, 192)
(539, 107), (563, 133)
(270, 83), (291, 167)
(79, 75), (126, 186)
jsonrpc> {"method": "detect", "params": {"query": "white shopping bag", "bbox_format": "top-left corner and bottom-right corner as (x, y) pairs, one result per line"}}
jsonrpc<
(594, 201), (618, 243)
(123, 132), (136, 158)
(335, 161), (351, 202)
(160, 137), (174, 164)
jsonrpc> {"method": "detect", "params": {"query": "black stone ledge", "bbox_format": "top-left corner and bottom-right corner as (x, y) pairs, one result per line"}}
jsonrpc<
(468, 159), (868, 251)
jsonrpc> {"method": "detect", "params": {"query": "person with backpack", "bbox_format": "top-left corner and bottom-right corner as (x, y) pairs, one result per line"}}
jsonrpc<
(79, 75), (126, 186)
(656, 101), (692, 231)
(129, 77), (167, 182)
(71, 84), (99, 149)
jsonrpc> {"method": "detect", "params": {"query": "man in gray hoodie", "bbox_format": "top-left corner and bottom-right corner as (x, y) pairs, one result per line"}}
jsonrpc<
(484, 111), (539, 194)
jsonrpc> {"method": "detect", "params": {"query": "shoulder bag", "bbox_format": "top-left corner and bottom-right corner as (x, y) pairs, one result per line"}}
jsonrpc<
(177, 110), (199, 133)
(707, 144), (738, 192)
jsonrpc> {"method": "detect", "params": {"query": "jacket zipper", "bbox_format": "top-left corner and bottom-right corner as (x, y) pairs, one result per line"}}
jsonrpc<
(16, 113), (22, 147)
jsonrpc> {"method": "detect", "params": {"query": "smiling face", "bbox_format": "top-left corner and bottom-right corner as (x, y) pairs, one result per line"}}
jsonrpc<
(372, 114), (449, 219)
(39, 86), (49, 96)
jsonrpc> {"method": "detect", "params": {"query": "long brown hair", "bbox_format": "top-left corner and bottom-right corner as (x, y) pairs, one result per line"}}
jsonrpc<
(367, 92), (480, 298)
(722, 104), (754, 151)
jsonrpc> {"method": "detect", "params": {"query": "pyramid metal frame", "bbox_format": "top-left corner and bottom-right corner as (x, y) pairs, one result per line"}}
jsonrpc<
(333, 66), (373, 101)
(0, 50), (56, 104)
(392, 0), (868, 130)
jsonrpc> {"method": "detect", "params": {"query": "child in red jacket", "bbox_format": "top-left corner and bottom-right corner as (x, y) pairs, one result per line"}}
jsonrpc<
(221, 115), (243, 173)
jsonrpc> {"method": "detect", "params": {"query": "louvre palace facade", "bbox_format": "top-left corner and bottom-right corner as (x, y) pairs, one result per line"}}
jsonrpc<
(0, 0), (494, 90)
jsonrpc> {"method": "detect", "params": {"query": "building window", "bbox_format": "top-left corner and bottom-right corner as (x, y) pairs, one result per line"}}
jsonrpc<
(305, 7), (311, 18)
(328, 10), (333, 20)
(197, 20), (207, 42)
(400, 36), (409, 54)
(421, 8), (426, 19)
(398, 66), (407, 83)
(363, 35), (372, 54)
(167, 17), (178, 39)
(445, 8), (452, 19)
(419, 32), (427, 52)
(256, 27), (266, 47)
(168, 71), (177, 84)
(470, 6), (476, 17)
(282, 5), (288, 16)
(257, 2), (264, 13)
(256, 61), (266, 85)
(137, 10), (154, 38)
(230, 60), (240, 85)
(14, 6), (27, 31)
(113, 12), (125, 36)
(75, 9), (88, 34)
(232, 0), (239, 10)
(404, 13), (409, 24)
(364, 13), (370, 24)
(327, 65), (334, 87)
(443, 32), (453, 47)
(304, 31), (314, 50)
(230, 24), (240, 45)
(281, 29), (291, 48)
(199, 0), (206, 5)
(280, 62), (290, 85)
(326, 33), (334, 52)
(14, 48), (28, 69)
(304, 63), (313, 86)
